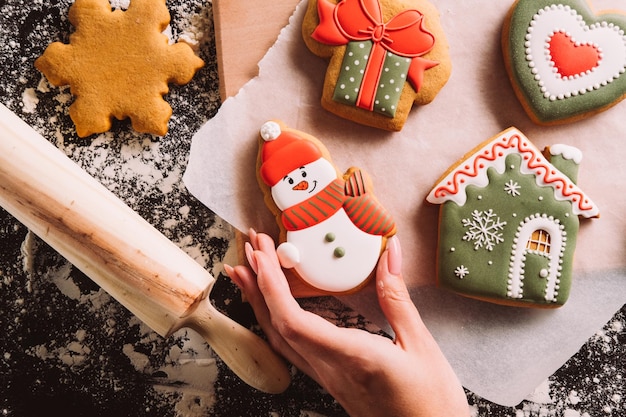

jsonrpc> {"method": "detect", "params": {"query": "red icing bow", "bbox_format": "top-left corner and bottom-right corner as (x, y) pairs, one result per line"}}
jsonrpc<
(312, 0), (439, 110)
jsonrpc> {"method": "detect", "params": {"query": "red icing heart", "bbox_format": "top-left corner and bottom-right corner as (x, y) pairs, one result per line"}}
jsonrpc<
(549, 31), (601, 77)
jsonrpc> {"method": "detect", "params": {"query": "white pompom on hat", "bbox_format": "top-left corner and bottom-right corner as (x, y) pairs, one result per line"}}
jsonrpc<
(259, 121), (323, 187)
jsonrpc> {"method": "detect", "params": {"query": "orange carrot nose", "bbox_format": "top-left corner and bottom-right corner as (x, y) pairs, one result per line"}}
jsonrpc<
(292, 180), (309, 191)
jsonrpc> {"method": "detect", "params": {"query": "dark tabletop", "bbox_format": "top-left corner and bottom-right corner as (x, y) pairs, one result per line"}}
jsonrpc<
(0, 1), (624, 416)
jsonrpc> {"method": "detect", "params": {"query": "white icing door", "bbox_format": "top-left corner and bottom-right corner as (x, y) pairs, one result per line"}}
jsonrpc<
(508, 215), (566, 303)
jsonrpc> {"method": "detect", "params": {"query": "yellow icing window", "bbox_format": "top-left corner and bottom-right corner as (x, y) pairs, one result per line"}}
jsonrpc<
(526, 229), (551, 253)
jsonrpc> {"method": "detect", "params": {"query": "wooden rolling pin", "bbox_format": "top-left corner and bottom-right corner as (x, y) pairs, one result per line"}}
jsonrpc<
(0, 103), (290, 394)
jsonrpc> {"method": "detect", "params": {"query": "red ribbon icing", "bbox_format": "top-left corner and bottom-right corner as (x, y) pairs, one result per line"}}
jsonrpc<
(312, 0), (439, 111)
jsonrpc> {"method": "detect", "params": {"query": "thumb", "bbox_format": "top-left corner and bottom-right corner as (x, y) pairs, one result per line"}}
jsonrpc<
(376, 236), (427, 349)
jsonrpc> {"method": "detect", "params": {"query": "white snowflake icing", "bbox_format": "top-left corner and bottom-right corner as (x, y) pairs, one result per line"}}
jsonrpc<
(455, 265), (469, 279)
(504, 180), (521, 197)
(462, 209), (507, 251)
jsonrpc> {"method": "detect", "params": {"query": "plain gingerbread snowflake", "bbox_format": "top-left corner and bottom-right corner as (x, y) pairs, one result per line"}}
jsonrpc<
(35, 0), (204, 137)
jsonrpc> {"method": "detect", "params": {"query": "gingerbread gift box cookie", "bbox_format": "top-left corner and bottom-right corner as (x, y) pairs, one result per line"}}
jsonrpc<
(34, 0), (204, 137)
(502, 0), (626, 125)
(302, 0), (451, 131)
(257, 121), (396, 294)
(426, 128), (599, 308)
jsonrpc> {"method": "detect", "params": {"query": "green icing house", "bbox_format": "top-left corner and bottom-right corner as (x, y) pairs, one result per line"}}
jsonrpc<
(426, 128), (599, 308)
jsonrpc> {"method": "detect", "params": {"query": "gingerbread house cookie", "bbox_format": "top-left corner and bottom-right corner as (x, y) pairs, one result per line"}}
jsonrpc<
(427, 128), (599, 308)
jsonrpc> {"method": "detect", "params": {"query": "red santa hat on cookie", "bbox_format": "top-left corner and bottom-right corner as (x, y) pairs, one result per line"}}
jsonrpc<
(259, 121), (323, 187)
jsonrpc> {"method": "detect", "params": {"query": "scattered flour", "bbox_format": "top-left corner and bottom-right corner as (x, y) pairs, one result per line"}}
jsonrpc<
(19, 230), (38, 292)
(109, 0), (130, 10)
(36, 76), (50, 93)
(123, 328), (219, 416)
(48, 261), (81, 300)
(21, 87), (38, 113)
(525, 379), (553, 404)
(568, 390), (581, 405)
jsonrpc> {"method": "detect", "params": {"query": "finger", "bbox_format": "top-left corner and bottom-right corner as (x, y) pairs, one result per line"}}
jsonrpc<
(248, 229), (283, 269)
(376, 236), (428, 350)
(254, 231), (283, 269)
(244, 242), (259, 274)
(253, 250), (365, 359)
(252, 249), (306, 319)
(248, 227), (259, 248)
(224, 263), (320, 381)
(224, 263), (245, 290)
(224, 264), (268, 319)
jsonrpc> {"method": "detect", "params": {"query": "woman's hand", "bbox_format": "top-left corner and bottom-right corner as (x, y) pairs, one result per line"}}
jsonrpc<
(225, 229), (468, 417)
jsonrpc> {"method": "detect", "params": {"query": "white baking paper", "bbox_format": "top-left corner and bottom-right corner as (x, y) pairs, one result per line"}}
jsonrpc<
(184, 0), (626, 406)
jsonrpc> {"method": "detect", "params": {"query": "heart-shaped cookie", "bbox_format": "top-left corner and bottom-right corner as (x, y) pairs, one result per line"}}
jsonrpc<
(502, 0), (626, 125)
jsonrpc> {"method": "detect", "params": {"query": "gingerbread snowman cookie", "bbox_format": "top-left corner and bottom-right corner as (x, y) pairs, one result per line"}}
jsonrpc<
(257, 121), (396, 294)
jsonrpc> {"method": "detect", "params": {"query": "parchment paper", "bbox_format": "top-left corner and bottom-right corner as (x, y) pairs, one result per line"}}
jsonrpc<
(184, 0), (626, 406)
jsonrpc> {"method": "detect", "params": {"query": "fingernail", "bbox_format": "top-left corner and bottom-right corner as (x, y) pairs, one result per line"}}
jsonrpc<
(244, 242), (258, 273)
(224, 264), (242, 289)
(387, 236), (402, 276)
(248, 227), (257, 241)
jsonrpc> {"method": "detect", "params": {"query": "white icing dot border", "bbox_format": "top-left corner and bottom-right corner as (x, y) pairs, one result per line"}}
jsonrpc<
(544, 29), (602, 80)
(525, 4), (626, 101)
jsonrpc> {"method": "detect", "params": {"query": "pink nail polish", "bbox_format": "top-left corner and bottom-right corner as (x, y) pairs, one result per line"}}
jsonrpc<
(387, 236), (402, 276)
(248, 227), (258, 246)
(244, 242), (258, 273)
(224, 264), (242, 288)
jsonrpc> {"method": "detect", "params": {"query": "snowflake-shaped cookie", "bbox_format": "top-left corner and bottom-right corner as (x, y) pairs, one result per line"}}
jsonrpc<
(35, 0), (204, 137)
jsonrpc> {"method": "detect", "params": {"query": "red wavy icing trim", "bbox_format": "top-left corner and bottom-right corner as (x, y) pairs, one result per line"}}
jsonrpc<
(432, 133), (596, 215)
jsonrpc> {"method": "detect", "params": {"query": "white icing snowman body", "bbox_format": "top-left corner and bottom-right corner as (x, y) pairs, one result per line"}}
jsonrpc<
(282, 211), (382, 293)
(270, 158), (382, 293)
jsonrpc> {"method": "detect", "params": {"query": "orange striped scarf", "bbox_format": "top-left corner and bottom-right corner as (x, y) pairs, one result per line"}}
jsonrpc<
(281, 169), (395, 236)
